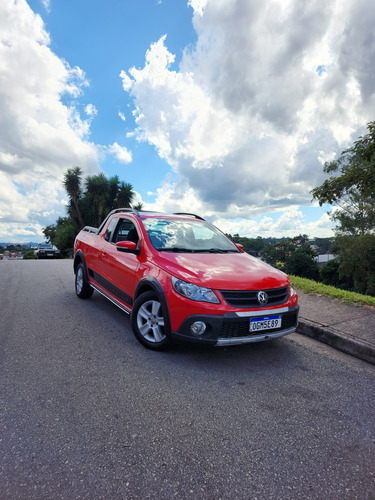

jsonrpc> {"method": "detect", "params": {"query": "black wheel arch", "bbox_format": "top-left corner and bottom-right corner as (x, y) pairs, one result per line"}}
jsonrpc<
(133, 277), (172, 334)
(74, 252), (94, 299)
(74, 250), (88, 278)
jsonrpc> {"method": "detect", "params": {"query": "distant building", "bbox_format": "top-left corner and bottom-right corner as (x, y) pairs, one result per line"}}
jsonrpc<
(315, 254), (335, 267)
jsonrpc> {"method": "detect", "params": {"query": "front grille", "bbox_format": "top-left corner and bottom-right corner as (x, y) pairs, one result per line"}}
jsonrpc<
(220, 287), (288, 308)
(219, 311), (298, 339)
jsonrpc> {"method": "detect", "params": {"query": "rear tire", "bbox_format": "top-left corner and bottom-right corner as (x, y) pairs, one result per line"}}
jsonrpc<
(131, 291), (172, 350)
(75, 262), (94, 299)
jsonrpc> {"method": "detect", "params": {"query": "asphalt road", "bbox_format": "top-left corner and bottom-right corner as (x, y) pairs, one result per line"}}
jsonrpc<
(0, 259), (374, 500)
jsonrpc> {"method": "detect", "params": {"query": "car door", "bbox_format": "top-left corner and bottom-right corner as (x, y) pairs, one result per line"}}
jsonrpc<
(87, 216), (120, 288)
(99, 217), (141, 308)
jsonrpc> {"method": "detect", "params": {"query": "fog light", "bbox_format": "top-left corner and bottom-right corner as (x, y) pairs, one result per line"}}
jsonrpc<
(190, 321), (206, 336)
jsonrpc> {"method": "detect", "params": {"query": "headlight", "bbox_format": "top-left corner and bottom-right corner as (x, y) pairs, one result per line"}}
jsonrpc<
(289, 284), (296, 297)
(172, 276), (220, 304)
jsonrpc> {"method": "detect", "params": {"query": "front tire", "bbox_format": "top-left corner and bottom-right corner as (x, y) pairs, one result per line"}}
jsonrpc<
(75, 262), (94, 299)
(131, 291), (172, 350)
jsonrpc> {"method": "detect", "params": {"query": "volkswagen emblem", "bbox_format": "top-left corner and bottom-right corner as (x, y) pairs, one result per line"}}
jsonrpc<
(257, 291), (268, 305)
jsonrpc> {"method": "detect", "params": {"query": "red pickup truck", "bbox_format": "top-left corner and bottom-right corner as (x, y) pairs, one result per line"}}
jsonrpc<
(73, 209), (299, 350)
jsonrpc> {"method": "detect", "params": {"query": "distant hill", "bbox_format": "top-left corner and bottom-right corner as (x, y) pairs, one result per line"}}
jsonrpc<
(0, 242), (41, 248)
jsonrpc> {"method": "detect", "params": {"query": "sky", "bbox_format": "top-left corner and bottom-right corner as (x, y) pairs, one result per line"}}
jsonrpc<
(1, 0), (374, 243)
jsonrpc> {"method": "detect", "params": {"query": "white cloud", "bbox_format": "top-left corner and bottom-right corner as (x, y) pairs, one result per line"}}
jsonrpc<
(108, 142), (133, 164)
(0, 0), (100, 242)
(85, 104), (97, 117)
(213, 208), (334, 238)
(118, 111), (126, 121)
(139, 183), (335, 238)
(209, 208), (336, 239)
(2, 0), (373, 243)
(42, 0), (51, 13)
(188, 0), (207, 16)
(119, 70), (134, 92)
(121, 0), (375, 234)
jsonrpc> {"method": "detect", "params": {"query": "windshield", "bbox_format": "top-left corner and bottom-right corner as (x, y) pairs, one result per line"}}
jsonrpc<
(142, 218), (239, 253)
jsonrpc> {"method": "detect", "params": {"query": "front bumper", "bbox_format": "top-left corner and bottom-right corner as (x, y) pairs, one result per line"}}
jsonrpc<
(36, 252), (60, 258)
(172, 305), (299, 346)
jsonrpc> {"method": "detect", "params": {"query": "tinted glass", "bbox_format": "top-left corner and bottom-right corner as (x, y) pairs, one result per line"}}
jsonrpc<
(114, 219), (139, 244)
(105, 218), (119, 242)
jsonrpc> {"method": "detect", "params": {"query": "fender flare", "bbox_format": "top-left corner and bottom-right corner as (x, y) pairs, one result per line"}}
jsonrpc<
(73, 250), (89, 282)
(133, 277), (172, 334)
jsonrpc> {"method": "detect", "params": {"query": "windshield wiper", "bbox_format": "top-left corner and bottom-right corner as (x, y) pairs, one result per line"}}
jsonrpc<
(158, 247), (239, 253)
(196, 248), (239, 253)
(158, 247), (196, 253)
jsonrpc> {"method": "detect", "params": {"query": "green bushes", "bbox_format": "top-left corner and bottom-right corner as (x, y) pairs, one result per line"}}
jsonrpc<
(334, 234), (375, 296)
(260, 237), (320, 280)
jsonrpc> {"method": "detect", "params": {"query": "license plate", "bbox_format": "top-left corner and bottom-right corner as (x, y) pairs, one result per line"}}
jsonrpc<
(250, 315), (281, 332)
(47, 253), (53, 256)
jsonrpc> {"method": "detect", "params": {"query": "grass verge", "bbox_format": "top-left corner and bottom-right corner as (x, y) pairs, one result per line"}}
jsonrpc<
(290, 275), (375, 308)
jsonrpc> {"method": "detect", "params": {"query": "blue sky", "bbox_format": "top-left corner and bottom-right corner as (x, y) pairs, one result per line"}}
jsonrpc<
(1, 0), (374, 242)
(27, 0), (195, 194)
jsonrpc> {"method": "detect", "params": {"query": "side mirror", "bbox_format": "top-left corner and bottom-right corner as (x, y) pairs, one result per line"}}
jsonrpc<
(116, 241), (140, 255)
(235, 243), (244, 252)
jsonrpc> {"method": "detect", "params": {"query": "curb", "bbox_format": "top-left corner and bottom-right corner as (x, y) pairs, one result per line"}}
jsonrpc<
(297, 320), (375, 366)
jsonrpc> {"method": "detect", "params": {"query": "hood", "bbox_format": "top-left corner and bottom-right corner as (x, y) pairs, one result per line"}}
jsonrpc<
(154, 252), (289, 290)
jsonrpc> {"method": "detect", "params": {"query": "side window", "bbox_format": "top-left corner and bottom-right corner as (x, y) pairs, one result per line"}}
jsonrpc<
(105, 218), (119, 242)
(114, 219), (139, 244)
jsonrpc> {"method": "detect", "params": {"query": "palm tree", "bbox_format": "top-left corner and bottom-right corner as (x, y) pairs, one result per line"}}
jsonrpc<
(108, 175), (120, 211)
(85, 173), (110, 225)
(117, 181), (135, 208)
(132, 202), (143, 210)
(63, 167), (85, 228)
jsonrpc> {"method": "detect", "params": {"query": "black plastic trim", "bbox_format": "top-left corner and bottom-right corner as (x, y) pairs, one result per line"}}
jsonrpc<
(74, 250), (89, 279)
(89, 268), (133, 306)
(133, 277), (172, 335)
(174, 306), (299, 345)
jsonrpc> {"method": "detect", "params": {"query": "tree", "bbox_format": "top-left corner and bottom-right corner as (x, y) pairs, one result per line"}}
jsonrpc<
(44, 217), (76, 257)
(285, 242), (319, 280)
(261, 239), (295, 270)
(43, 224), (57, 243)
(311, 122), (375, 296)
(320, 259), (342, 288)
(311, 121), (375, 235)
(44, 168), (136, 256)
(117, 181), (134, 208)
(261, 236), (319, 279)
(333, 234), (375, 295)
(108, 175), (121, 211)
(53, 217), (77, 258)
(85, 173), (110, 226)
(313, 237), (333, 255)
(132, 202), (143, 210)
(82, 176), (135, 225)
(228, 234), (266, 255)
(63, 167), (85, 228)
